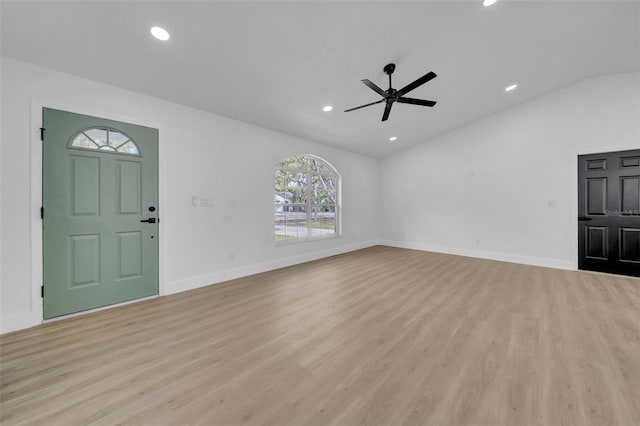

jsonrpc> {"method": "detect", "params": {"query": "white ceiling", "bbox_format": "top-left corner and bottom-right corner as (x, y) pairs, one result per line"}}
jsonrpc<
(2, 1), (639, 157)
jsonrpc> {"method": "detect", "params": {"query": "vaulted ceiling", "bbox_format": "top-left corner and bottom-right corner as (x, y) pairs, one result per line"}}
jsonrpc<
(2, 1), (639, 157)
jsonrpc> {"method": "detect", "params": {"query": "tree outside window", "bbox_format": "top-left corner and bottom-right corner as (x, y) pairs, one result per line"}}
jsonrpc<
(275, 155), (339, 243)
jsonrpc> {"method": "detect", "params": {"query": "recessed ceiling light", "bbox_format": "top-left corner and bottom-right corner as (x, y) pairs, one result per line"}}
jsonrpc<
(150, 26), (170, 41)
(322, 105), (333, 112)
(389, 136), (398, 142)
(483, 0), (498, 6)
(505, 83), (518, 92)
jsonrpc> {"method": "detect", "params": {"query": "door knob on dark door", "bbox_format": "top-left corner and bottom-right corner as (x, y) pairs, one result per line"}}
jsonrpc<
(141, 218), (156, 223)
(578, 216), (593, 221)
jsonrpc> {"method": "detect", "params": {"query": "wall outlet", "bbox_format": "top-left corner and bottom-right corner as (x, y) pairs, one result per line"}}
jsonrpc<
(475, 238), (481, 245)
(228, 251), (236, 261)
(191, 195), (199, 207)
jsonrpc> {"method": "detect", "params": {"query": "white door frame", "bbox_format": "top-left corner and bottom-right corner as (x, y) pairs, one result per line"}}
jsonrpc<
(30, 98), (166, 324)
(570, 145), (640, 271)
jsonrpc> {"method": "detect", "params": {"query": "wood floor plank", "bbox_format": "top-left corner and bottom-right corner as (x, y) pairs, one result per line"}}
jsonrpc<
(1, 246), (639, 425)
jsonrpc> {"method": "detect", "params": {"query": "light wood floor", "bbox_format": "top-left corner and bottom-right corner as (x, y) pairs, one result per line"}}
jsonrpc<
(1, 246), (639, 426)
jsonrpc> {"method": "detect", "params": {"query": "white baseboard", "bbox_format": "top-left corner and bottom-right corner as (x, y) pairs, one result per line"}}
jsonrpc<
(379, 240), (576, 271)
(1, 240), (379, 335)
(164, 240), (380, 295)
(0, 312), (41, 335)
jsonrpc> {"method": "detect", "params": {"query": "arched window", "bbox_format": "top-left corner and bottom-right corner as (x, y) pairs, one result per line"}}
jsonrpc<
(275, 155), (340, 243)
(69, 128), (139, 155)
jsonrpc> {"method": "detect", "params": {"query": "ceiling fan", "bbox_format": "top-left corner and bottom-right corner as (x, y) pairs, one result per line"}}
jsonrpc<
(345, 63), (437, 122)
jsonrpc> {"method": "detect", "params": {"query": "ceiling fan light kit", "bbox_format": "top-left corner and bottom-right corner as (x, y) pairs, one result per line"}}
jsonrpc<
(345, 63), (437, 122)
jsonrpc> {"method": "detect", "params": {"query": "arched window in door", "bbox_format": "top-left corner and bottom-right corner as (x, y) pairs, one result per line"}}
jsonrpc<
(69, 128), (139, 155)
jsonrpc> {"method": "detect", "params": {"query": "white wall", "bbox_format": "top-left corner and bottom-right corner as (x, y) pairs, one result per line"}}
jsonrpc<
(3, 57), (638, 334)
(380, 72), (640, 269)
(0, 58), (379, 333)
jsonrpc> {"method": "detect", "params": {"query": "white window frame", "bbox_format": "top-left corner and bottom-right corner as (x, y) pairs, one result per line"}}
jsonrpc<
(275, 155), (341, 245)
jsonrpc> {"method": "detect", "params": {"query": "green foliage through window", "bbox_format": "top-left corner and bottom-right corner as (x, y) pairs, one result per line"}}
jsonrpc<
(275, 156), (339, 242)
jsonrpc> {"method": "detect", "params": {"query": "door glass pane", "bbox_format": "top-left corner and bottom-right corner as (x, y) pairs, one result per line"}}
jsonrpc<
(71, 133), (98, 149)
(108, 130), (130, 147)
(116, 141), (139, 155)
(85, 128), (108, 146)
(70, 128), (140, 156)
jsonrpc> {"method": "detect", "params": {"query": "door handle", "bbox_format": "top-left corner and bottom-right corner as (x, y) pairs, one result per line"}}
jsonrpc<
(578, 216), (593, 221)
(140, 218), (157, 223)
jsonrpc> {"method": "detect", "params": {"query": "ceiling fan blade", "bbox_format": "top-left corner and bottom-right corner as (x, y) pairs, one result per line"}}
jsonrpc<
(344, 99), (384, 112)
(397, 71), (437, 97)
(397, 97), (437, 107)
(361, 79), (388, 97)
(382, 102), (393, 121)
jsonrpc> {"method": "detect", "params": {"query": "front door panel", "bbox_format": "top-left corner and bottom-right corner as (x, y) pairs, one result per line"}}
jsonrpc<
(43, 108), (159, 318)
(578, 149), (640, 277)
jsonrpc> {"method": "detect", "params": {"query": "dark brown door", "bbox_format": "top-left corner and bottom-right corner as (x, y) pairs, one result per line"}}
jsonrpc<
(578, 149), (640, 277)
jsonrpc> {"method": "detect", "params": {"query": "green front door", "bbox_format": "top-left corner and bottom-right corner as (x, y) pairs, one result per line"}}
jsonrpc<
(43, 108), (159, 319)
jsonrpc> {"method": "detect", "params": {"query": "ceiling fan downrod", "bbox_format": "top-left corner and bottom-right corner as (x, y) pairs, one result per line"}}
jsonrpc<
(384, 63), (396, 92)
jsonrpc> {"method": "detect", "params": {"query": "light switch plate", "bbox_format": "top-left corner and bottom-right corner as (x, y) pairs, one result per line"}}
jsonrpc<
(200, 197), (215, 207)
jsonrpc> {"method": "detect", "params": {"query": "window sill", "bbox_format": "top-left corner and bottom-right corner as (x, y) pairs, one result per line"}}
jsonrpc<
(275, 234), (341, 246)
